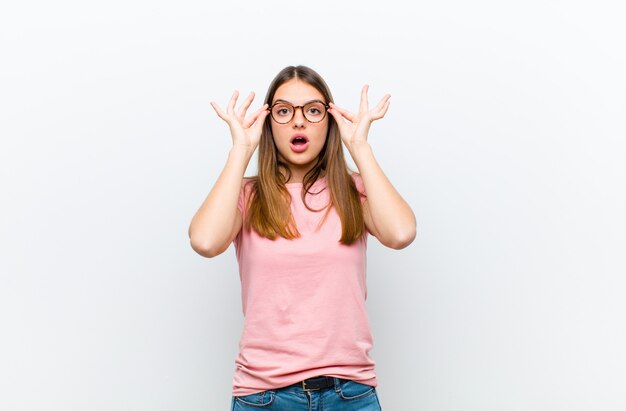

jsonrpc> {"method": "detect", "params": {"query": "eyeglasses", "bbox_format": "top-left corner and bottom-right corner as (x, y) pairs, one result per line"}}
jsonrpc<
(270, 100), (330, 124)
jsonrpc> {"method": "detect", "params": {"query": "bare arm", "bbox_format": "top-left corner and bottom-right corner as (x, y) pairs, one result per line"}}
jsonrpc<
(351, 144), (416, 249)
(188, 146), (254, 257)
(329, 85), (416, 249)
(188, 90), (269, 258)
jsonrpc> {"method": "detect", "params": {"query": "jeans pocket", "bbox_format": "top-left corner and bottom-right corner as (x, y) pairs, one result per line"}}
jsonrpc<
(336, 379), (376, 400)
(233, 390), (276, 408)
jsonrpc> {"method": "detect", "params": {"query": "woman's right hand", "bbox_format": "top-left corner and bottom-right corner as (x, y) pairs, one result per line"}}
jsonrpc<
(210, 91), (269, 152)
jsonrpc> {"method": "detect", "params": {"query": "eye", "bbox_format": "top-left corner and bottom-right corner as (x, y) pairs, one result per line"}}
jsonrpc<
(273, 104), (293, 117)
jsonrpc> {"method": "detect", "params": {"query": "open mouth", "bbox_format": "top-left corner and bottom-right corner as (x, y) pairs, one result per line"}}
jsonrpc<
(290, 135), (309, 153)
(291, 135), (309, 145)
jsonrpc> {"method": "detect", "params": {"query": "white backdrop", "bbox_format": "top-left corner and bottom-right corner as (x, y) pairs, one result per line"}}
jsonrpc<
(1, 1), (624, 410)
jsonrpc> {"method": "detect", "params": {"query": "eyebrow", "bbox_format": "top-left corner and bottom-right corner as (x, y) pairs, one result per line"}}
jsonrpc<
(273, 98), (326, 106)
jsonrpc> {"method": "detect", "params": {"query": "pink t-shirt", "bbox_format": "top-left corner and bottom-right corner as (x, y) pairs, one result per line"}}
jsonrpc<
(231, 173), (377, 396)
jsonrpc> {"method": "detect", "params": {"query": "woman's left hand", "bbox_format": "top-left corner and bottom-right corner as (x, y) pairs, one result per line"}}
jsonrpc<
(328, 84), (391, 152)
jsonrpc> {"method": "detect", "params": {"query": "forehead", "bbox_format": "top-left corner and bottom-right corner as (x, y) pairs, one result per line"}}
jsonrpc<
(273, 79), (324, 105)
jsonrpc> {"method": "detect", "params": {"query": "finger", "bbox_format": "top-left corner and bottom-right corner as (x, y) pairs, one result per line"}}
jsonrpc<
(243, 104), (268, 128)
(327, 104), (345, 125)
(372, 99), (391, 120)
(237, 92), (255, 119)
(251, 107), (270, 131)
(372, 94), (391, 112)
(371, 94), (391, 118)
(329, 102), (356, 122)
(227, 90), (239, 114)
(210, 101), (229, 122)
(359, 84), (369, 113)
(327, 107), (351, 137)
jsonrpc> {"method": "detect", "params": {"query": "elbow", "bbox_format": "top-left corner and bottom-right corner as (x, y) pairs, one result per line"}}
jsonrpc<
(385, 225), (416, 250)
(189, 238), (226, 258)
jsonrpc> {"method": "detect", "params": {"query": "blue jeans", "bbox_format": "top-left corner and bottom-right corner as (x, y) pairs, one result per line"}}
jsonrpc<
(231, 378), (382, 410)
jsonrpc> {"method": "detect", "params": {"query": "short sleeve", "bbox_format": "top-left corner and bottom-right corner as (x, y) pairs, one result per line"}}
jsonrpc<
(351, 172), (372, 236)
(234, 179), (253, 248)
(237, 178), (254, 217)
(237, 182), (246, 216)
(350, 172), (368, 204)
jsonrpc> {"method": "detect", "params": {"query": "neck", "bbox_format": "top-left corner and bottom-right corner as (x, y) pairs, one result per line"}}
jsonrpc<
(283, 167), (326, 184)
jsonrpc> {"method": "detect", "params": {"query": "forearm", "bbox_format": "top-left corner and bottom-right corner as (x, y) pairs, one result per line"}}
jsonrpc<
(188, 145), (255, 256)
(349, 142), (416, 247)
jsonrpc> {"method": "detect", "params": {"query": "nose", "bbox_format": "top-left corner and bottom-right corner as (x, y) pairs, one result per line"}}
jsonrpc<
(292, 107), (306, 128)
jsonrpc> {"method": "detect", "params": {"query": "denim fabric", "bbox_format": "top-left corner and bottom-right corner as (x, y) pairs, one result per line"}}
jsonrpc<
(231, 378), (382, 410)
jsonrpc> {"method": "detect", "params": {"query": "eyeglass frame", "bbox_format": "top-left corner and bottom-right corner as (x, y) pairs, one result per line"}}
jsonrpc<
(269, 99), (331, 124)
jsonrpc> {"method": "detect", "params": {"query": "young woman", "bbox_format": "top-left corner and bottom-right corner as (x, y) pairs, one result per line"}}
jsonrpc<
(189, 65), (416, 410)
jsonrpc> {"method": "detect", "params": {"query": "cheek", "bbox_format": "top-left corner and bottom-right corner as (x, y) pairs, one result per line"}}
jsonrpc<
(317, 125), (329, 144)
(270, 125), (288, 144)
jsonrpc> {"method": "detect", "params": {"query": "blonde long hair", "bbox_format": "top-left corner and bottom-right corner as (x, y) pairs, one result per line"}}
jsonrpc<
(244, 65), (365, 245)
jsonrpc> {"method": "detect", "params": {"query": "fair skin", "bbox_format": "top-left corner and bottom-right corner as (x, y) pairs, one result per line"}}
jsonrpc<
(328, 84), (416, 249)
(270, 79), (329, 183)
(188, 81), (415, 257)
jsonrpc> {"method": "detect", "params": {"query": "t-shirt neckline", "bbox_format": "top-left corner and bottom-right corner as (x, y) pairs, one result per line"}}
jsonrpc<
(285, 175), (328, 188)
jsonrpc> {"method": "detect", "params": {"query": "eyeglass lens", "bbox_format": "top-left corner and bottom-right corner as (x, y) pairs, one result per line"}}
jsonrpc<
(271, 102), (327, 123)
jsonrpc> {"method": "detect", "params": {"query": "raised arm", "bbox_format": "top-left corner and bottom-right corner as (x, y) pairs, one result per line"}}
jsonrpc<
(188, 91), (269, 258)
(328, 85), (416, 249)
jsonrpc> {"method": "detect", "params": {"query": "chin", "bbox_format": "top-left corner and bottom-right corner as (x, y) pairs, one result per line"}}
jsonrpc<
(279, 147), (323, 164)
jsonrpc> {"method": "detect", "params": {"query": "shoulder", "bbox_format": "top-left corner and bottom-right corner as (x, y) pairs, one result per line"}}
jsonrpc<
(241, 177), (256, 192)
(349, 172), (363, 184)
(349, 172), (366, 195)
(237, 177), (257, 211)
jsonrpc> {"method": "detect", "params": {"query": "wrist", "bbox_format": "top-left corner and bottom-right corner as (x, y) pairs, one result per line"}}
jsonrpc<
(230, 143), (257, 159)
(347, 141), (372, 157)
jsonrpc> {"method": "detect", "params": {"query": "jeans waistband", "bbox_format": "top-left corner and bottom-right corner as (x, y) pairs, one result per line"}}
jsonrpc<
(285, 376), (341, 392)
